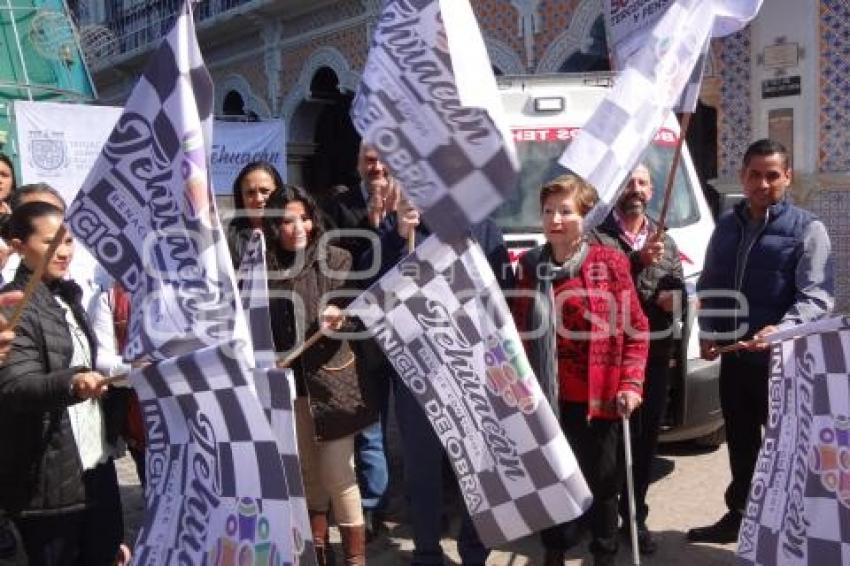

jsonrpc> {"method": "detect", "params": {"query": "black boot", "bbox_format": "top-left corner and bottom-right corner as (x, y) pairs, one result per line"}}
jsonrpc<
(590, 536), (618, 566)
(621, 521), (658, 555)
(687, 511), (742, 544)
(363, 509), (385, 543)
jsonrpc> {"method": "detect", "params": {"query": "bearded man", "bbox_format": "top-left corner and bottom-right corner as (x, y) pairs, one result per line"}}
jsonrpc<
(593, 162), (686, 555)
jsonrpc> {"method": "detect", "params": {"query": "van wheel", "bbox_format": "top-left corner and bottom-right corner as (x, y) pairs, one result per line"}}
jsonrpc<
(694, 425), (725, 448)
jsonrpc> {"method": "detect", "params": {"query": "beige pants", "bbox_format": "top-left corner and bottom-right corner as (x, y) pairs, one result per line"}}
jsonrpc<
(294, 398), (364, 527)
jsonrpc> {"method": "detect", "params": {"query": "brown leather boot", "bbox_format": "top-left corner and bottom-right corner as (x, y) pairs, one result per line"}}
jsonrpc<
(309, 510), (332, 566)
(338, 524), (366, 566)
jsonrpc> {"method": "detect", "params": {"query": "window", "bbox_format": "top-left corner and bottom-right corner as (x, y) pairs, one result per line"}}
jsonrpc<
(492, 133), (700, 232)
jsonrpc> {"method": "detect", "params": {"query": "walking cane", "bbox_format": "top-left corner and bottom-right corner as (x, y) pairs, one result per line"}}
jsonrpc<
(622, 413), (641, 566)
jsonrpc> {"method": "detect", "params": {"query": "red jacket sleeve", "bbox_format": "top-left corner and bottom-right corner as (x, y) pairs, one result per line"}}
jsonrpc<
(613, 251), (649, 395)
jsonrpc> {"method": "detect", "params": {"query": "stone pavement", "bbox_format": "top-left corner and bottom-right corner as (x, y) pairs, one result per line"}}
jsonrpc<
(117, 441), (737, 565)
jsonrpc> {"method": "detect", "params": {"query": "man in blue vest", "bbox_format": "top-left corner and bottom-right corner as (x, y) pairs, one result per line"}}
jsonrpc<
(688, 139), (834, 543)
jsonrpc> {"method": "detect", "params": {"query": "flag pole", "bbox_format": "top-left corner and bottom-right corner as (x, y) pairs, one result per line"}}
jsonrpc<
(656, 112), (693, 232)
(2, 225), (67, 332)
(407, 230), (415, 254)
(278, 329), (326, 369)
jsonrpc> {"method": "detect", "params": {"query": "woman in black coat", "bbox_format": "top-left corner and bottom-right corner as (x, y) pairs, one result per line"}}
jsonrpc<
(0, 201), (123, 565)
(264, 185), (376, 565)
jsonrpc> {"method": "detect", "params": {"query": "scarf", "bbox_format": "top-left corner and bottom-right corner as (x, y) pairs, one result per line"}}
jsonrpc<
(524, 241), (589, 421)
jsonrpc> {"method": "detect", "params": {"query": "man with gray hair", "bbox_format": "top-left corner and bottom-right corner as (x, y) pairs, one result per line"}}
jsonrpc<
(593, 162), (685, 554)
(317, 143), (395, 544)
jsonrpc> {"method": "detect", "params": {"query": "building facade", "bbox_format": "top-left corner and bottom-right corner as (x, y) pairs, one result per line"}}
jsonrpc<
(75, 0), (850, 310)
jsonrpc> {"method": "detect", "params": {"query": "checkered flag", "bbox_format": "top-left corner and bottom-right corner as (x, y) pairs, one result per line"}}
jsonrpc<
(562, 0), (716, 230)
(237, 230), (276, 369)
(235, 233), (316, 564)
(253, 367), (317, 566)
(130, 341), (298, 565)
(351, 0), (518, 241)
(348, 235), (592, 546)
(675, 37), (711, 113)
(66, 0), (251, 363)
(737, 316), (850, 565)
(603, 1), (759, 113)
(603, 0), (677, 70)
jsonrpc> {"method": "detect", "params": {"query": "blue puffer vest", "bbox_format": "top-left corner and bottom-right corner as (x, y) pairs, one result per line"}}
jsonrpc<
(698, 198), (813, 359)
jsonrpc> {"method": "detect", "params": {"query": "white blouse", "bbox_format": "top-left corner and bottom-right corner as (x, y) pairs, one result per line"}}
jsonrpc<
(55, 294), (109, 471)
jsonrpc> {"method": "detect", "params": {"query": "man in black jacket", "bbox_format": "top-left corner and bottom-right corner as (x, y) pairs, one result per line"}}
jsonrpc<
(320, 143), (398, 261)
(594, 163), (685, 554)
(317, 143), (397, 542)
(359, 197), (514, 566)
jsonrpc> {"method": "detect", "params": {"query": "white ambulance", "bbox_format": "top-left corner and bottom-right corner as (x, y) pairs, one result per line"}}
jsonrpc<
(495, 72), (723, 445)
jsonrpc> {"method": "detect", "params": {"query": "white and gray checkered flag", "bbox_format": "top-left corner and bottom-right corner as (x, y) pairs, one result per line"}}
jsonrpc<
(675, 38), (711, 113)
(351, 0), (518, 241)
(130, 341), (298, 565)
(737, 316), (850, 566)
(237, 229), (276, 369)
(66, 0), (251, 363)
(235, 232), (316, 564)
(253, 367), (317, 566)
(565, 0), (758, 230)
(347, 235), (592, 546)
(603, 1), (760, 112)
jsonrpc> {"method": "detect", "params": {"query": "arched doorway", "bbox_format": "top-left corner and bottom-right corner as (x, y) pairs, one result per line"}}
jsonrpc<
(304, 67), (360, 195)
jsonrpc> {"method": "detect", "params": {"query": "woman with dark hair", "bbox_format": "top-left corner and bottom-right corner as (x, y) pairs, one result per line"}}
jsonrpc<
(0, 153), (15, 215)
(0, 201), (124, 565)
(511, 174), (649, 566)
(227, 160), (284, 265)
(0, 154), (17, 278)
(264, 185), (376, 565)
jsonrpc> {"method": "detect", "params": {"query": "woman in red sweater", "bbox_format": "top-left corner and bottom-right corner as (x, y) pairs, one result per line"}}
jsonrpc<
(512, 174), (649, 566)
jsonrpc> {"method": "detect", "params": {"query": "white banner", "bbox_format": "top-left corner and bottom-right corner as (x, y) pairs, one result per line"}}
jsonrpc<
(16, 101), (285, 199)
(15, 100), (123, 206)
(13, 100), (122, 282)
(211, 120), (285, 195)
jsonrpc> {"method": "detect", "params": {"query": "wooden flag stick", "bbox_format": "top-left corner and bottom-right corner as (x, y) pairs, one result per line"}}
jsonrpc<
(278, 328), (326, 369)
(103, 373), (131, 386)
(407, 229), (415, 254)
(2, 225), (67, 333)
(656, 112), (693, 232)
(715, 340), (758, 355)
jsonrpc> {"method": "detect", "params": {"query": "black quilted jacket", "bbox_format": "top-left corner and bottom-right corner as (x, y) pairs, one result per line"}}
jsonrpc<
(0, 266), (101, 517)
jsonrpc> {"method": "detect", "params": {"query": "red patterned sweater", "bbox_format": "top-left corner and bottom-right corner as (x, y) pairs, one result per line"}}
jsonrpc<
(512, 244), (649, 420)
